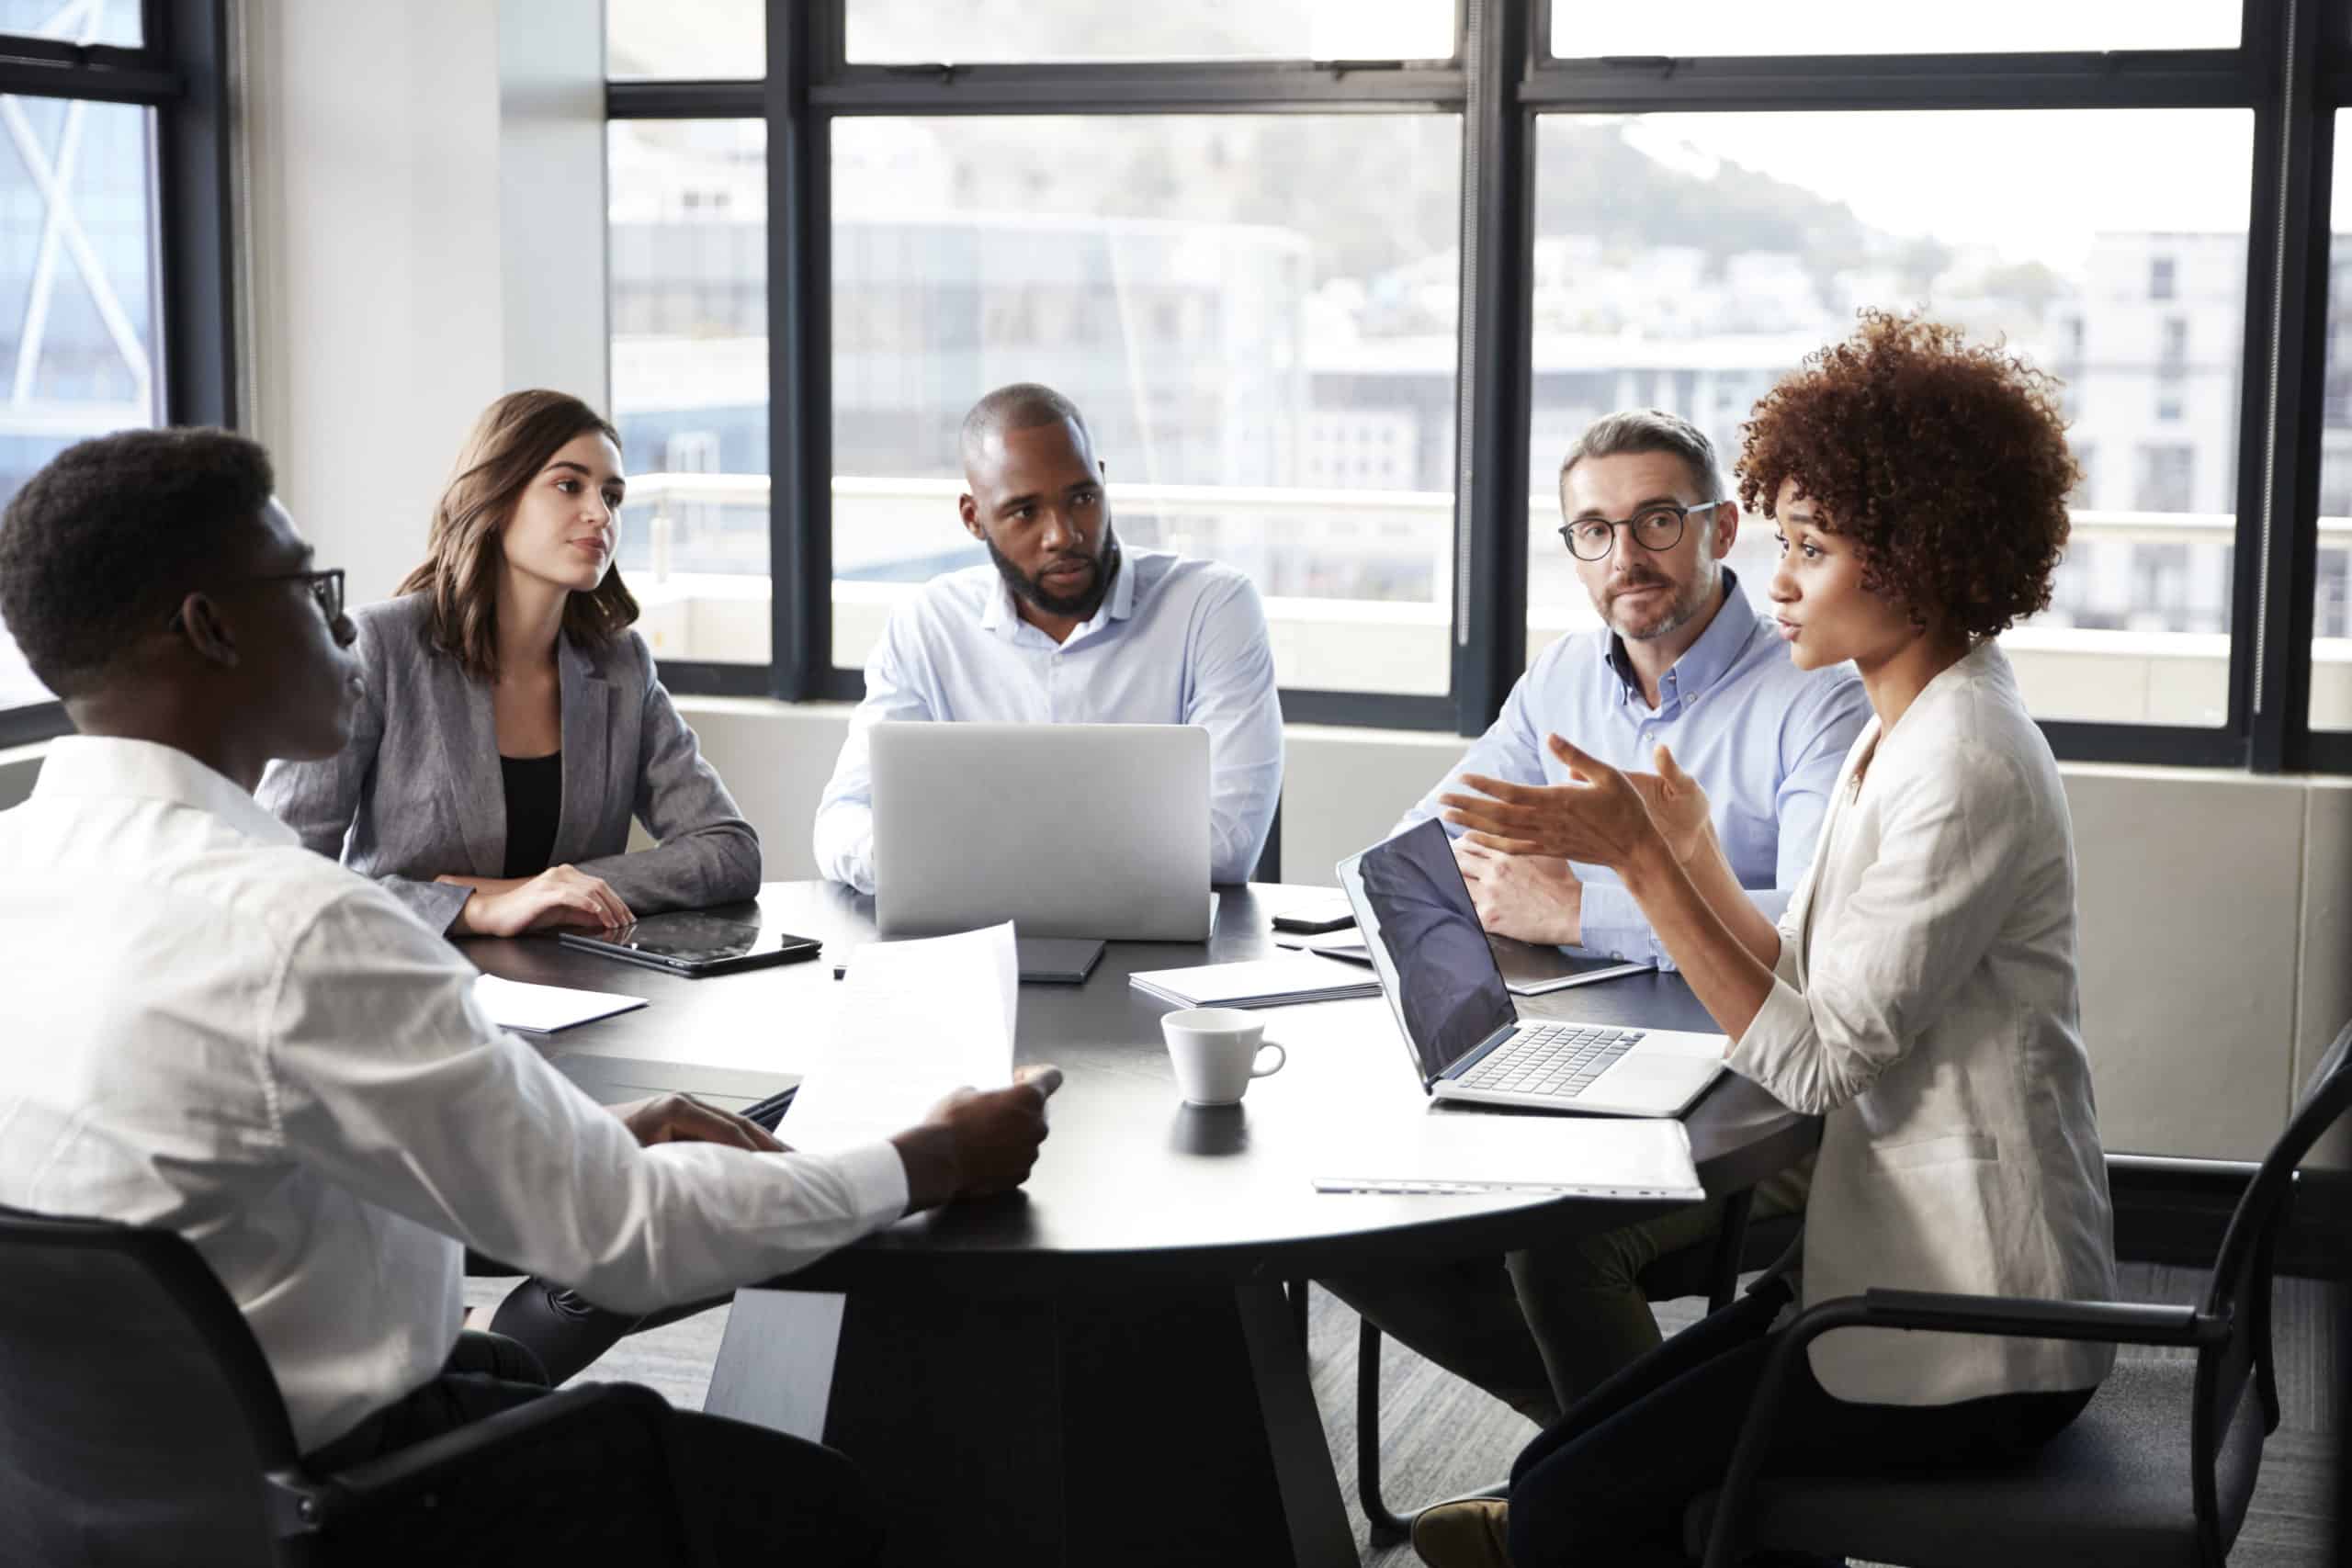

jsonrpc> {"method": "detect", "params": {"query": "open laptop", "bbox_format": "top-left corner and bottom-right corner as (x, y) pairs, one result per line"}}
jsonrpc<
(870, 721), (1213, 942)
(1337, 820), (1727, 1118)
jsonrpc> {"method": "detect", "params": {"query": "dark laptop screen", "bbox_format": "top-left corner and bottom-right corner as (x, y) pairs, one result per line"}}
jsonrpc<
(1350, 820), (1519, 1083)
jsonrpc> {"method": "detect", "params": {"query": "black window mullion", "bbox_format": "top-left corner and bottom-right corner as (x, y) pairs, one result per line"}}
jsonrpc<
(1450, 0), (1532, 738)
(151, 0), (232, 429)
(2250, 0), (2328, 770)
(769, 0), (831, 703)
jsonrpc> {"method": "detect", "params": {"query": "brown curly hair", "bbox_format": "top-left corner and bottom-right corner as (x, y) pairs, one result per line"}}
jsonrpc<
(1736, 310), (2076, 638)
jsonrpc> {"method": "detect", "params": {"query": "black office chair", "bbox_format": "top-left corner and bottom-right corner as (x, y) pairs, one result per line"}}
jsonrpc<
(1356, 1186), (1803, 1541)
(1687, 1016), (2352, 1568)
(0, 1204), (700, 1567)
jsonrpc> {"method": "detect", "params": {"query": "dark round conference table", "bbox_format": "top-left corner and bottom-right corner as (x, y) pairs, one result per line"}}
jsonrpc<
(468, 881), (1816, 1567)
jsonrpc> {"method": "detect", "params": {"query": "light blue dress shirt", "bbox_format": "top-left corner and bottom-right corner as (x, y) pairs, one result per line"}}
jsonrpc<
(814, 547), (1285, 892)
(1396, 571), (1870, 970)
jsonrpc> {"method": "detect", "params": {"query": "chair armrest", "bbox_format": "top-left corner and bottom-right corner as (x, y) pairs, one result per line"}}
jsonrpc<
(288, 1382), (682, 1536)
(1852, 1288), (2225, 1348)
(1699, 1291), (2227, 1568)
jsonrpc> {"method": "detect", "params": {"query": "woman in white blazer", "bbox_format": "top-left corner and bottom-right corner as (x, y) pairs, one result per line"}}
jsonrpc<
(258, 389), (763, 1386)
(1418, 313), (2116, 1568)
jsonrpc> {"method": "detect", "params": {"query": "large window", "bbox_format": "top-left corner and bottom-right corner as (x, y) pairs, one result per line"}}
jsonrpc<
(0, 0), (227, 742)
(607, 117), (772, 670)
(1522, 109), (2253, 729)
(605, 1), (2352, 771)
(826, 114), (1460, 694)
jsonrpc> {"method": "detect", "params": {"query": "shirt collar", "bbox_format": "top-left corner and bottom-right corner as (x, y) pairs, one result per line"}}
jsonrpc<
(976, 547), (1134, 643)
(1597, 569), (1758, 707)
(29, 735), (299, 848)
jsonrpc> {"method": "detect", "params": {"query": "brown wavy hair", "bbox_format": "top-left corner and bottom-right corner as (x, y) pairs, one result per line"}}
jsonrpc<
(1736, 310), (2076, 638)
(398, 389), (639, 679)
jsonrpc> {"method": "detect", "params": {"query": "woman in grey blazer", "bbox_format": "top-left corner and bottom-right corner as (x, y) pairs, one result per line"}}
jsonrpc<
(258, 389), (762, 1384)
(258, 390), (759, 935)
(1419, 315), (2115, 1568)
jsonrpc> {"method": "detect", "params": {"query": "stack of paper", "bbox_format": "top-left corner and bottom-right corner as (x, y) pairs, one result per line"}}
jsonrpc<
(1312, 1111), (1702, 1200)
(781, 922), (1018, 1154)
(1129, 955), (1380, 1009)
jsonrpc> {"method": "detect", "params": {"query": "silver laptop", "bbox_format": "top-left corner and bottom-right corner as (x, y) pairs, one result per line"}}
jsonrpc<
(1338, 820), (1726, 1118)
(870, 721), (1214, 942)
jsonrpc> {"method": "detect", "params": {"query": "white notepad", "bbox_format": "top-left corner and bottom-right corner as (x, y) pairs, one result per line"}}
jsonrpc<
(1312, 1111), (1703, 1200)
(1128, 955), (1381, 1009)
(472, 975), (647, 1033)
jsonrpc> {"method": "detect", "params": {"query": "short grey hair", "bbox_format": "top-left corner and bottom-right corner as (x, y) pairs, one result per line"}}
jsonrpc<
(1558, 409), (1724, 504)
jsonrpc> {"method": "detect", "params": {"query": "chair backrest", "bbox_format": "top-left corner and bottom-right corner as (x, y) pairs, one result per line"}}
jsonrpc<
(2189, 1019), (2352, 1543)
(0, 1204), (300, 1567)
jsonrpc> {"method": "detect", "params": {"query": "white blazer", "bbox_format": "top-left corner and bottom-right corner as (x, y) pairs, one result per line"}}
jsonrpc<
(1728, 640), (2117, 1406)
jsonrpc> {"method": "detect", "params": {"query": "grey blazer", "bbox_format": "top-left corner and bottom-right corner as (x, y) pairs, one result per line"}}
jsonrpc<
(257, 592), (761, 933)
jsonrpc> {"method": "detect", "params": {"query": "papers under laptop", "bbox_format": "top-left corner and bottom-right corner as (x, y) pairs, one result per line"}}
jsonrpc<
(1128, 955), (1380, 1009)
(781, 922), (1018, 1153)
(1337, 821), (1728, 1120)
(1314, 1111), (1702, 1200)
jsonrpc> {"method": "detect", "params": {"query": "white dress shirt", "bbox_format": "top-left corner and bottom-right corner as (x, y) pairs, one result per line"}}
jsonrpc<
(0, 738), (908, 1453)
(1728, 643), (2117, 1405)
(813, 547), (1284, 892)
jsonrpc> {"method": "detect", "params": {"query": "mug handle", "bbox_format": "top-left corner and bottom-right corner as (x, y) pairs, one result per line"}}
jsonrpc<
(1250, 1041), (1287, 1078)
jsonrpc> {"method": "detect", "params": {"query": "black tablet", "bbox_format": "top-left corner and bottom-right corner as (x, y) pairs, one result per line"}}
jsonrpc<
(558, 908), (822, 977)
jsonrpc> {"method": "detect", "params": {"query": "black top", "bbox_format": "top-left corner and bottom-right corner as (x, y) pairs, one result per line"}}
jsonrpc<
(499, 751), (562, 880)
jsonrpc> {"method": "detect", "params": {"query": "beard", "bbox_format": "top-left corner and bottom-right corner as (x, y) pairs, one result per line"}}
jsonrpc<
(987, 525), (1121, 623)
(1606, 565), (1717, 643)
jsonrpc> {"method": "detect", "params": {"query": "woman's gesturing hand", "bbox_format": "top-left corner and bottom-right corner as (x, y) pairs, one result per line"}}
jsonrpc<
(1440, 736), (1696, 874)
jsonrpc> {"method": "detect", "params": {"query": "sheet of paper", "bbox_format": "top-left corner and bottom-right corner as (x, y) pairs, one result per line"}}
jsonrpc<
(1311, 1109), (1702, 1200)
(780, 922), (1019, 1154)
(472, 974), (647, 1033)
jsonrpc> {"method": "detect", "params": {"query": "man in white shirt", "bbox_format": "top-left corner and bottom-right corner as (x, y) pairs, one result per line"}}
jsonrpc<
(813, 383), (1284, 891)
(0, 429), (1059, 1562)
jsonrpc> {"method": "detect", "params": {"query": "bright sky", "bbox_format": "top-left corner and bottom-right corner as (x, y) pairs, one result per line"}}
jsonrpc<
(1616, 111), (2257, 272)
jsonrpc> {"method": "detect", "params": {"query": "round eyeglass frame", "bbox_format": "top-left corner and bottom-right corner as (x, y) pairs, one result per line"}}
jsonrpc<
(1558, 500), (1723, 562)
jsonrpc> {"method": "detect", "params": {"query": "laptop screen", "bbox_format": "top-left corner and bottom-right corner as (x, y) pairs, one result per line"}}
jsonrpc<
(1340, 820), (1520, 1086)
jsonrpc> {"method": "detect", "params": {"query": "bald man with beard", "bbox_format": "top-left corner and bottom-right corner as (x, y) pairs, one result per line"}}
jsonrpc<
(814, 382), (1284, 891)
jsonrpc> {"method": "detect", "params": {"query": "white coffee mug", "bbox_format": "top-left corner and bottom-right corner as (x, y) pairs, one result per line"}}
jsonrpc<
(1160, 1007), (1288, 1105)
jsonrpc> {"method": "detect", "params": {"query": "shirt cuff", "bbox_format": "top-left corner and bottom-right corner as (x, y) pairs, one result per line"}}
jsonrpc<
(828, 1138), (911, 1225)
(1574, 881), (1666, 968)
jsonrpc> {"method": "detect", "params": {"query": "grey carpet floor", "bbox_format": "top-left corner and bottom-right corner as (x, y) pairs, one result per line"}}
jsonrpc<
(465, 1264), (2343, 1565)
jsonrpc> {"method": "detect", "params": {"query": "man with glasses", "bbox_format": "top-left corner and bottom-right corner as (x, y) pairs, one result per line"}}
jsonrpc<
(0, 428), (1060, 1563)
(1323, 409), (1867, 1429)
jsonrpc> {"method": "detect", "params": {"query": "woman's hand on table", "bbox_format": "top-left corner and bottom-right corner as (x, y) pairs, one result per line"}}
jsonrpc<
(442, 865), (633, 935)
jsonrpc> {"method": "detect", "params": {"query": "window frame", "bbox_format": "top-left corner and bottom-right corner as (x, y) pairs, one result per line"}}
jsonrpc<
(608, 0), (2348, 773)
(0, 0), (236, 750)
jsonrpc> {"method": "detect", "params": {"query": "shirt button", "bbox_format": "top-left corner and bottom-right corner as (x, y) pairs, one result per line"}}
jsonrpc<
(1611, 952), (1625, 961)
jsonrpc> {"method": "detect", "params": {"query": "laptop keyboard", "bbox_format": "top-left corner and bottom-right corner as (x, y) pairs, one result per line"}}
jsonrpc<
(1456, 1022), (1645, 1100)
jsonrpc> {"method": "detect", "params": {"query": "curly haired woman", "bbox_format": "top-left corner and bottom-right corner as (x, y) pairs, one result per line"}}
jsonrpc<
(1418, 311), (2117, 1567)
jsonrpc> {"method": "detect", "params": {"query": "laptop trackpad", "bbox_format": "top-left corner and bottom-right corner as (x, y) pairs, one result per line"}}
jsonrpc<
(1589, 1055), (1718, 1103)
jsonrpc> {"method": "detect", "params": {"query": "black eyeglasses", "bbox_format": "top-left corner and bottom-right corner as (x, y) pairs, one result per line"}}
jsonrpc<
(1558, 501), (1723, 562)
(163, 568), (346, 631)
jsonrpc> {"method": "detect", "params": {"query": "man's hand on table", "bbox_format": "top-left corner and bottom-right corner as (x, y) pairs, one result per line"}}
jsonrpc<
(891, 1064), (1065, 1213)
(612, 1093), (787, 1153)
(1453, 837), (1583, 946)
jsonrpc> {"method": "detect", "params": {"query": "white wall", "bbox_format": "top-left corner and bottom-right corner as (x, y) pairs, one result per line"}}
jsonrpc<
(236, 0), (608, 604)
